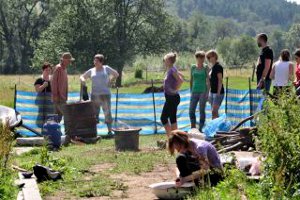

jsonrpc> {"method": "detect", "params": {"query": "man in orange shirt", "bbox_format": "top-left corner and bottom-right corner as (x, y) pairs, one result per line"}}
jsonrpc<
(51, 52), (75, 122)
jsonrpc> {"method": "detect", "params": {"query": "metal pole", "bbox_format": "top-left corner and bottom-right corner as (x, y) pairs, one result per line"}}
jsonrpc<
(252, 63), (256, 82)
(13, 84), (17, 110)
(225, 77), (229, 114)
(151, 80), (157, 134)
(114, 87), (119, 127)
(249, 77), (254, 126)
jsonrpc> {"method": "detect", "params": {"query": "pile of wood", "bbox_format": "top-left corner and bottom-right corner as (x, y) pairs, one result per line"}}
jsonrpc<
(211, 115), (257, 153)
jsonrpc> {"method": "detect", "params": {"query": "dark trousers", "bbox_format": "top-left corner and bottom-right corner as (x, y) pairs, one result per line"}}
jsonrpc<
(176, 152), (223, 187)
(160, 94), (180, 125)
(296, 86), (300, 96)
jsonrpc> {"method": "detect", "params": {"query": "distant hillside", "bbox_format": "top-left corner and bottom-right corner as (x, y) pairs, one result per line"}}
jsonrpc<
(166, 0), (300, 30)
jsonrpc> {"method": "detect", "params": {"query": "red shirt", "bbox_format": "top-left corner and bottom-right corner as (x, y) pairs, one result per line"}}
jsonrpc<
(51, 64), (68, 103)
(295, 63), (300, 87)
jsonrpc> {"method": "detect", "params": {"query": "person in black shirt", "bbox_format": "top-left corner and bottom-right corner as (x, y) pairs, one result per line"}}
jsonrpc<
(34, 63), (52, 93)
(256, 33), (274, 92)
(206, 50), (224, 119)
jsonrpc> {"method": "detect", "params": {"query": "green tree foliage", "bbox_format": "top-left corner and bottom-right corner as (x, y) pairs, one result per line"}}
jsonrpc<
(168, 0), (300, 30)
(257, 94), (300, 199)
(33, 0), (173, 86)
(218, 35), (258, 68)
(286, 23), (300, 51)
(0, 0), (55, 73)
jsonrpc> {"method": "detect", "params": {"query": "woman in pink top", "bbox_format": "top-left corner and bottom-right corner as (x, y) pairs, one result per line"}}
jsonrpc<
(293, 49), (300, 96)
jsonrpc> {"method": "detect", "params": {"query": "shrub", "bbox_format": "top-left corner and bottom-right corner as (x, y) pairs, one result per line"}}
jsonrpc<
(134, 68), (143, 79)
(0, 120), (17, 199)
(257, 93), (300, 199)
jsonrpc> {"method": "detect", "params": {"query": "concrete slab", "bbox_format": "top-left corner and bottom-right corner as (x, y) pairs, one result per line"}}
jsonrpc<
(18, 173), (42, 200)
(14, 147), (34, 156)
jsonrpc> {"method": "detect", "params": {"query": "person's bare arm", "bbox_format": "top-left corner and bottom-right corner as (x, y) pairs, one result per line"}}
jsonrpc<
(261, 59), (272, 80)
(190, 68), (193, 91)
(217, 73), (223, 95)
(289, 63), (294, 82)
(206, 68), (211, 94)
(270, 64), (275, 80)
(35, 82), (49, 93)
(173, 71), (184, 90)
(110, 68), (119, 78)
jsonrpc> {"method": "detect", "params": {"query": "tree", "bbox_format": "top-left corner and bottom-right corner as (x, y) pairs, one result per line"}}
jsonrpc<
(286, 23), (300, 51)
(212, 19), (238, 46)
(0, 0), (54, 73)
(270, 30), (287, 58)
(218, 35), (258, 68)
(34, 0), (173, 86)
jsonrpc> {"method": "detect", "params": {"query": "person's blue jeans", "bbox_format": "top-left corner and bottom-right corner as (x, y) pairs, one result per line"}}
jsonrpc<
(264, 79), (272, 93)
(189, 92), (207, 130)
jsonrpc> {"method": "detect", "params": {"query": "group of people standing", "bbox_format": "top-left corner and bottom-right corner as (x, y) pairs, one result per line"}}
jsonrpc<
(256, 33), (300, 96)
(34, 52), (119, 137)
(160, 49), (224, 135)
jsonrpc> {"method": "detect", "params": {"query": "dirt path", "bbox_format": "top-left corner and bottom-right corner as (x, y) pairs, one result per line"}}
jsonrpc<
(45, 163), (176, 200)
(108, 164), (176, 200)
(81, 163), (176, 200)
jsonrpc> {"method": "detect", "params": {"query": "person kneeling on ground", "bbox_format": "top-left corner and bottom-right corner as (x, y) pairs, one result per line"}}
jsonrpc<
(168, 130), (223, 187)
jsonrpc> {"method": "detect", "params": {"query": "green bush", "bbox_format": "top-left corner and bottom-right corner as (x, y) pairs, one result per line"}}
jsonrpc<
(257, 93), (300, 199)
(187, 169), (263, 200)
(134, 68), (143, 79)
(0, 120), (17, 199)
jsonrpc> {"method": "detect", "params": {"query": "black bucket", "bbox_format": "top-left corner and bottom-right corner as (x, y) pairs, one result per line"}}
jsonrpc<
(113, 128), (141, 151)
(62, 101), (97, 138)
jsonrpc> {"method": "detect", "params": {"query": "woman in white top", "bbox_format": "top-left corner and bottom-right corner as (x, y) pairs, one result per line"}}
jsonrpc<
(270, 49), (294, 96)
(80, 54), (119, 135)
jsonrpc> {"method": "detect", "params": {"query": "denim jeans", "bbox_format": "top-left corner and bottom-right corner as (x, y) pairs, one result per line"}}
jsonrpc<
(189, 92), (207, 129)
(265, 79), (272, 93)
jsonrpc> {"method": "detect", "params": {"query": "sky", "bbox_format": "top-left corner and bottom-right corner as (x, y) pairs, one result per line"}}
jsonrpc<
(287, 0), (300, 4)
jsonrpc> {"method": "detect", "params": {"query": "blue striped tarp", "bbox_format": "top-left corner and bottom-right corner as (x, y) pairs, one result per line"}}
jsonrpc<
(15, 89), (263, 136)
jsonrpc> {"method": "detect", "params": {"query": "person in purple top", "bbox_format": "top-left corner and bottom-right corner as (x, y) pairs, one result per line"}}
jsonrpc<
(168, 130), (223, 187)
(161, 53), (184, 136)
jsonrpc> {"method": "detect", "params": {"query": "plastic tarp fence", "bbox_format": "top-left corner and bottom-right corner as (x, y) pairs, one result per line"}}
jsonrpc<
(15, 89), (263, 136)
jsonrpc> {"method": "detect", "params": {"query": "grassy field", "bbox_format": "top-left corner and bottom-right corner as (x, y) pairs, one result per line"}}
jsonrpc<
(15, 135), (173, 199)
(0, 68), (256, 107)
(14, 135), (263, 200)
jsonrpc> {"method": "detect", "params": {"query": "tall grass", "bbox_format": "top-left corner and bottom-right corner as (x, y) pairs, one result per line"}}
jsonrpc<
(0, 120), (18, 200)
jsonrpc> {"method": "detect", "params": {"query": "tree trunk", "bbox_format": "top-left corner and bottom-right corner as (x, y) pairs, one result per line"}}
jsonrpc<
(116, 59), (125, 87)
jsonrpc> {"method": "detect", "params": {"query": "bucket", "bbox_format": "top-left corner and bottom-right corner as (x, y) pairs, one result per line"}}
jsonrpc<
(62, 101), (97, 138)
(113, 128), (141, 151)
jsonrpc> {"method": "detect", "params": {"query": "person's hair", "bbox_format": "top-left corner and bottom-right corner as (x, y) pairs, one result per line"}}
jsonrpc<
(163, 52), (177, 64)
(42, 62), (51, 71)
(168, 130), (190, 155)
(94, 54), (104, 63)
(280, 49), (290, 62)
(195, 51), (206, 58)
(294, 49), (300, 58)
(257, 33), (268, 42)
(206, 50), (218, 60)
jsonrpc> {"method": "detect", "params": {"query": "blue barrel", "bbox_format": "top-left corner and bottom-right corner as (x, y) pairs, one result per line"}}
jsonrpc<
(42, 116), (62, 149)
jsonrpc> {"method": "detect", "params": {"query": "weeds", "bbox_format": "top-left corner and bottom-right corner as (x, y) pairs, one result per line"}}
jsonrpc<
(257, 93), (300, 199)
(0, 120), (18, 200)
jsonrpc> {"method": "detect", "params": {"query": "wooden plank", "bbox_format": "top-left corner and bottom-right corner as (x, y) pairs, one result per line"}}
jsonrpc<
(18, 173), (42, 200)
(16, 136), (66, 146)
